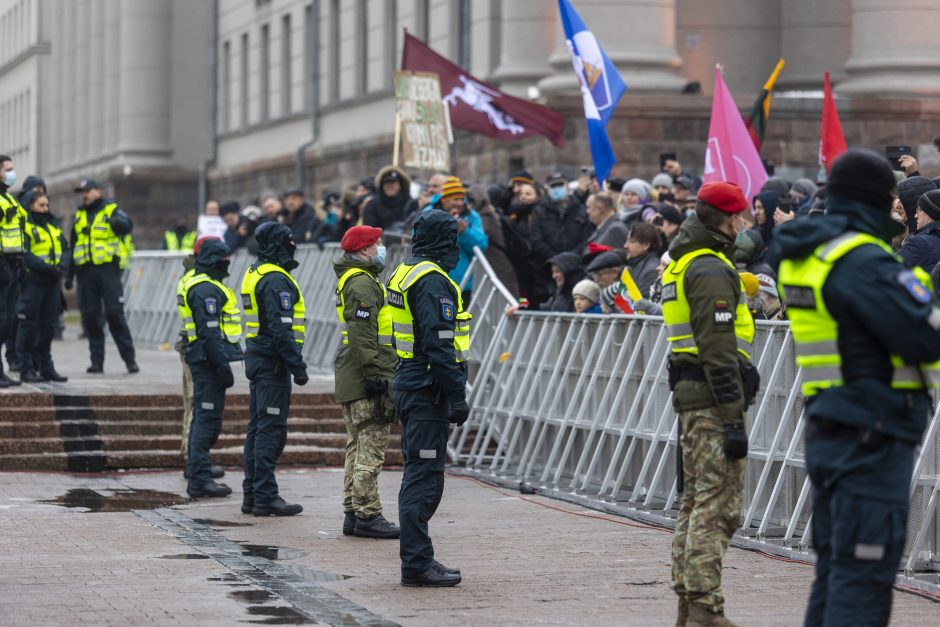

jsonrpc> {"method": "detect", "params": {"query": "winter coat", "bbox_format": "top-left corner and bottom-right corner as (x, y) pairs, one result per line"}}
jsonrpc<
(448, 208), (488, 293)
(539, 252), (585, 313)
(503, 201), (549, 306)
(580, 215), (629, 256)
(284, 202), (323, 244)
(477, 203), (519, 296)
(898, 221), (940, 273)
(625, 250), (659, 298)
(532, 198), (594, 262)
(362, 165), (412, 231)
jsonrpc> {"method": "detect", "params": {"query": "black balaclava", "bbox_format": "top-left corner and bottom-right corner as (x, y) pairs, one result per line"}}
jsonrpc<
(195, 239), (232, 280)
(255, 222), (299, 270)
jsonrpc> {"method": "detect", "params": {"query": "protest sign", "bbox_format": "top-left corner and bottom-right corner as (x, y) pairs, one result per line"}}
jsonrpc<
(394, 71), (451, 171)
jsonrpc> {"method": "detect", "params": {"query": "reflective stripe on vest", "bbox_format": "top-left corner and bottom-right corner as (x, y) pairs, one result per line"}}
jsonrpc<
(335, 266), (393, 346)
(177, 273), (243, 343)
(118, 234), (135, 269)
(73, 203), (120, 266)
(0, 194), (26, 253)
(386, 260), (472, 362)
(26, 221), (64, 266)
(165, 231), (196, 253)
(661, 248), (755, 359)
(779, 231), (940, 395)
(240, 263), (306, 344)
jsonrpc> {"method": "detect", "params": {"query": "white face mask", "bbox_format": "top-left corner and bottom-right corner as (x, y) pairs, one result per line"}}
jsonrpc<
(3, 169), (16, 187)
(372, 245), (387, 265)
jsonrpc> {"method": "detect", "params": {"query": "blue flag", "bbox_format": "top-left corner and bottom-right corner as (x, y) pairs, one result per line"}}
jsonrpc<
(557, 0), (626, 183)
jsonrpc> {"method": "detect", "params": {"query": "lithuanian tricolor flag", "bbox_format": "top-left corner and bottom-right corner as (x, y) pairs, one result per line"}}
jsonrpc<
(744, 59), (785, 152)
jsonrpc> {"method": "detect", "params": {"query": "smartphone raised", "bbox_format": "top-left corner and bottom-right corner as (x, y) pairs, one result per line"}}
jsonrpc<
(885, 145), (912, 171)
(660, 152), (677, 170)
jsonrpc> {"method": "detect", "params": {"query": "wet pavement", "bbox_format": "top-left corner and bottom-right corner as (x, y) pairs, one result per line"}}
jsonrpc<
(0, 468), (937, 626)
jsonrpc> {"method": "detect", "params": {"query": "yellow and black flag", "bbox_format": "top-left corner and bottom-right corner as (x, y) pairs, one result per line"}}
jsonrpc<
(744, 59), (785, 152)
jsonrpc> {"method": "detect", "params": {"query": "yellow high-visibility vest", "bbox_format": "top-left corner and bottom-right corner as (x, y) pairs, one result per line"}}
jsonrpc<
(335, 267), (393, 347)
(240, 263), (306, 344)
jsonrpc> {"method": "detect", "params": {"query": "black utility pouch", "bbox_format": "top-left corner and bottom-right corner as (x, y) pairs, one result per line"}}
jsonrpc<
(723, 424), (748, 459)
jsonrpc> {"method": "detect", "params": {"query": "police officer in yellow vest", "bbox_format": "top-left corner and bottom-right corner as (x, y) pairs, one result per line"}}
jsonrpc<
(65, 179), (138, 374)
(177, 238), (243, 497)
(774, 149), (940, 627)
(0, 154), (27, 387)
(663, 181), (758, 627)
(163, 219), (197, 253)
(387, 209), (471, 588)
(333, 225), (401, 539)
(15, 191), (69, 383)
(240, 222), (308, 516)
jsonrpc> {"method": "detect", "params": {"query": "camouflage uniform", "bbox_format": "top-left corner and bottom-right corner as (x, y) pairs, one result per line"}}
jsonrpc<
(180, 351), (194, 456)
(341, 396), (395, 516)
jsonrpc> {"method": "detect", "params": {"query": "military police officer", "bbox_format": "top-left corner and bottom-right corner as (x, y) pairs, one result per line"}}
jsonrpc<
(0, 154), (26, 387)
(240, 223), (308, 516)
(662, 181), (757, 627)
(774, 149), (940, 627)
(387, 209), (472, 587)
(16, 191), (69, 383)
(177, 238), (243, 497)
(65, 179), (138, 374)
(333, 225), (400, 539)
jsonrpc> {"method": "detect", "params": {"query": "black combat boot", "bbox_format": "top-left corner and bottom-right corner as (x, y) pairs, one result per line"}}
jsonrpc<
(40, 369), (68, 382)
(252, 497), (303, 517)
(187, 479), (233, 498)
(20, 370), (45, 383)
(210, 465), (225, 478)
(241, 494), (254, 514)
(343, 511), (356, 536)
(401, 567), (461, 587)
(86, 362), (103, 374)
(354, 514), (401, 539)
(433, 561), (461, 576)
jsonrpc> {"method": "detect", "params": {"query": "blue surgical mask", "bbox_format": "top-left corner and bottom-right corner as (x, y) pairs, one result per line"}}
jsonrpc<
(549, 186), (567, 202)
(372, 245), (387, 266)
(3, 169), (16, 187)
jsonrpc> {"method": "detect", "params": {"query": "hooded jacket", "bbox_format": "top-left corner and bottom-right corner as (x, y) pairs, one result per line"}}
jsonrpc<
(284, 201), (322, 244)
(333, 253), (397, 403)
(772, 196), (940, 444)
(898, 220), (940, 273)
(22, 208), (70, 284)
(393, 209), (465, 400)
(363, 165), (412, 231)
(184, 239), (244, 370)
(539, 252), (585, 312)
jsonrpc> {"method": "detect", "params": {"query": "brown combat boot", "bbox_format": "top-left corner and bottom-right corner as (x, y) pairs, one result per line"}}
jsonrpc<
(685, 603), (739, 627)
(675, 597), (689, 626)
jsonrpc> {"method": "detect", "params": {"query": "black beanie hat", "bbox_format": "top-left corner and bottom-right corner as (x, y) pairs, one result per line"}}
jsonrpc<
(897, 175), (937, 212)
(917, 189), (940, 222)
(826, 148), (896, 212)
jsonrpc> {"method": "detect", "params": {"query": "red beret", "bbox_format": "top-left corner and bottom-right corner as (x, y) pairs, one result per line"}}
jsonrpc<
(194, 236), (220, 254)
(697, 181), (747, 214)
(340, 225), (383, 252)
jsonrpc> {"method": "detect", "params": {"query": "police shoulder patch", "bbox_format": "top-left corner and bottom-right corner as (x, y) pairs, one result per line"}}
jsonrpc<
(205, 297), (218, 315)
(898, 270), (931, 304)
(440, 297), (455, 321)
(661, 283), (677, 302)
(278, 290), (292, 310)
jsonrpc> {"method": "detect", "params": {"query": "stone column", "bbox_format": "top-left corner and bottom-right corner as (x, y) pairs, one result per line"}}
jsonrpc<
(103, 0), (120, 155)
(491, 0), (556, 97)
(839, 0), (940, 95)
(539, 0), (685, 95)
(117, 0), (172, 158)
(778, 0), (851, 89)
(88, 0), (105, 158)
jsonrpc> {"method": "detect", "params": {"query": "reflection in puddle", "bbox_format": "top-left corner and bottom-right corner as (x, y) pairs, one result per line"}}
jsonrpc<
(159, 553), (210, 560)
(244, 605), (314, 624)
(238, 543), (308, 561)
(230, 589), (277, 603)
(42, 488), (188, 512)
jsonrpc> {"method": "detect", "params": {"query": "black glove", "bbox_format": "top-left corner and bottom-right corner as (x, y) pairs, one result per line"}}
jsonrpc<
(217, 364), (235, 389)
(449, 397), (471, 426)
(363, 378), (386, 399)
(723, 424), (748, 459)
(293, 371), (309, 386)
(64, 278), (74, 290)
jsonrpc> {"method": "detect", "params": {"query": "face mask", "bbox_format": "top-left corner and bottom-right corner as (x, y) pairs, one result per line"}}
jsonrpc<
(549, 186), (567, 202)
(216, 259), (231, 278)
(285, 240), (297, 259)
(3, 170), (16, 187)
(372, 244), (387, 266)
(439, 246), (460, 272)
(735, 228), (747, 245)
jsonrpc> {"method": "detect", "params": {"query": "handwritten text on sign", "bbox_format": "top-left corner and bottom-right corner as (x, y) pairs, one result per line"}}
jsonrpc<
(395, 71), (450, 171)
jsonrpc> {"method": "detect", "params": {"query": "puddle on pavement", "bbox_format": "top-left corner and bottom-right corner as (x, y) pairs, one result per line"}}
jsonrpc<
(244, 605), (314, 624)
(41, 488), (188, 512)
(238, 543), (308, 561)
(230, 589), (277, 603)
(159, 553), (210, 560)
(194, 518), (253, 528)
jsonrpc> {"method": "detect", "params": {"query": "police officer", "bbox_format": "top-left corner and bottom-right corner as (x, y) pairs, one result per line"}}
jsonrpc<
(240, 222), (308, 516)
(774, 149), (940, 627)
(177, 238), (243, 497)
(662, 181), (757, 627)
(65, 179), (138, 374)
(333, 225), (400, 539)
(387, 209), (472, 587)
(163, 219), (197, 252)
(0, 154), (26, 387)
(15, 191), (69, 383)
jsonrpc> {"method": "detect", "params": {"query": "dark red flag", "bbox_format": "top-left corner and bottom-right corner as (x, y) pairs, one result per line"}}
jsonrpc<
(401, 32), (565, 147)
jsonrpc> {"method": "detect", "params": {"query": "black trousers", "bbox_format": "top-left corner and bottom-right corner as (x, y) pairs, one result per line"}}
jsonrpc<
(76, 264), (135, 366)
(0, 268), (16, 377)
(393, 386), (450, 577)
(15, 279), (60, 374)
(242, 352), (292, 505)
(187, 362), (228, 486)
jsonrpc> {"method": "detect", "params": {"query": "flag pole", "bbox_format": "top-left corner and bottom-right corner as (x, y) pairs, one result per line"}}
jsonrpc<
(392, 110), (402, 167)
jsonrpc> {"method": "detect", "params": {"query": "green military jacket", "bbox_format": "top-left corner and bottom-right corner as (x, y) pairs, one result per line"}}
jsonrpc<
(333, 254), (397, 403)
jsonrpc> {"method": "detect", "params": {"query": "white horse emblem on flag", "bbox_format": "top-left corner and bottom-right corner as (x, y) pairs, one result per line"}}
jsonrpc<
(444, 76), (525, 135)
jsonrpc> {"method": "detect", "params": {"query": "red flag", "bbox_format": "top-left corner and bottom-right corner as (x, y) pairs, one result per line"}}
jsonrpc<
(401, 32), (565, 147)
(819, 71), (847, 176)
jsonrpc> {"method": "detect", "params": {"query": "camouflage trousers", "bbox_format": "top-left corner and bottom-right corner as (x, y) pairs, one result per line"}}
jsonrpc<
(342, 397), (393, 518)
(671, 407), (745, 614)
(180, 352), (194, 457)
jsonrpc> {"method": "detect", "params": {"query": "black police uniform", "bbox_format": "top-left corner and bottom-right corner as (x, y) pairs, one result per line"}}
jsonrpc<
(392, 209), (468, 587)
(16, 203), (70, 382)
(0, 186), (26, 386)
(184, 240), (243, 497)
(773, 150), (940, 626)
(67, 195), (137, 373)
(242, 223), (308, 516)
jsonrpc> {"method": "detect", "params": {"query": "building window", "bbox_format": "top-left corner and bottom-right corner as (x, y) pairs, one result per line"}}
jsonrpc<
(281, 13), (292, 116)
(222, 40), (231, 131)
(260, 24), (270, 121)
(330, 0), (340, 102)
(357, 0), (367, 94)
(386, 0), (397, 87)
(456, 0), (470, 70)
(240, 32), (249, 127)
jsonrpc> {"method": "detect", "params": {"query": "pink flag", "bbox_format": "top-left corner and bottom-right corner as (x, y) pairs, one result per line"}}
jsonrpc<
(703, 67), (768, 200)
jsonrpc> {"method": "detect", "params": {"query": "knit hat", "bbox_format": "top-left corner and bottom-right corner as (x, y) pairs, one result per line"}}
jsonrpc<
(917, 189), (940, 222)
(791, 178), (818, 199)
(827, 148), (897, 212)
(674, 173), (696, 191)
(622, 178), (652, 200)
(440, 176), (466, 201)
(760, 176), (791, 197)
(586, 251), (623, 273)
(572, 279), (600, 304)
(658, 204), (684, 225)
(756, 273), (778, 298)
(340, 225), (382, 252)
(739, 272), (760, 299)
(698, 181), (747, 214)
(651, 173), (673, 189)
(510, 170), (535, 186)
(897, 175), (937, 213)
